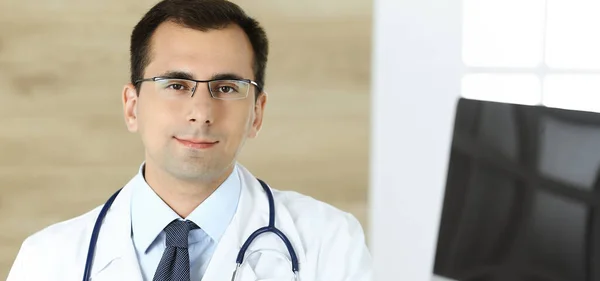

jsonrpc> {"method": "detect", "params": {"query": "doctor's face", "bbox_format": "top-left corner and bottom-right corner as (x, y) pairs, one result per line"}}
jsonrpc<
(122, 21), (266, 183)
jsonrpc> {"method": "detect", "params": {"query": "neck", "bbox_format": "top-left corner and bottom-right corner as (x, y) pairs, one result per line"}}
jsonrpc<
(142, 162), (233, 218)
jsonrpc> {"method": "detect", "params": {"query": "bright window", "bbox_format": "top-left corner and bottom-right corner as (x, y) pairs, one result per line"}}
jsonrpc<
(462, 74), (541, 105)
(461, 0), (600, 112)
(462, 0), (545, 68)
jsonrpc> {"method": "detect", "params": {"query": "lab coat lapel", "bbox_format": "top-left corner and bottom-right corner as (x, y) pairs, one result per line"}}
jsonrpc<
(201, 165), (270, 280)
(202, 164), (307, 281)
(87, 182), (143, 281)
(236, 167), (308, 280)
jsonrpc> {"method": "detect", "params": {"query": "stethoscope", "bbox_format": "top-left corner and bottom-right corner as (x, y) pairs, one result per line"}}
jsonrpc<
(81, 178), (300, 281)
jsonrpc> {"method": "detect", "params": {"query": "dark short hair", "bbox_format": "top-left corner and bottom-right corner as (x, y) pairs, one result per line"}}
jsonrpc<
(130, 0), (269, 98)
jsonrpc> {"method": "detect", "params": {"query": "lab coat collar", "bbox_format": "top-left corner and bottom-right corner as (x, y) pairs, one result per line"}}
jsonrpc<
(89, 176), (142, 280)
(202, 164), (307, 280)
(86, 163), (307, 280)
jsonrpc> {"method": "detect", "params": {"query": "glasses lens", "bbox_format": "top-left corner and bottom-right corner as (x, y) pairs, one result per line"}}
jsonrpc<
(155, 78), (196, 97)
(209, 80), (250, 99)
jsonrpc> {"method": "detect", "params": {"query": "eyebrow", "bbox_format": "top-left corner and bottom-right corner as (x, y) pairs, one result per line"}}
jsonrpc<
(157, 70), (195, 80)
(156, 70), (247, 81)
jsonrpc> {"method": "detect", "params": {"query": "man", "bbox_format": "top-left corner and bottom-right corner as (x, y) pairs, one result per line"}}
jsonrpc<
(6, 0), (373, 280)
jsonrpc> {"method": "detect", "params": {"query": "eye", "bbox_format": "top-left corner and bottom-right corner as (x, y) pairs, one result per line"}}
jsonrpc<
(217, 86), (237, 94)
(167, 83), (188, 91)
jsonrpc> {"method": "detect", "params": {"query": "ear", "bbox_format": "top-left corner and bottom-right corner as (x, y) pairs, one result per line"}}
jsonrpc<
(122, 83), (139, 132)
(247, 91), (267, 139)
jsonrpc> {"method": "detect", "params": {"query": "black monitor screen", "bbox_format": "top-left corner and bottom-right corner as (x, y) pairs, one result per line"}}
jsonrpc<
(433, 98), (600, 281)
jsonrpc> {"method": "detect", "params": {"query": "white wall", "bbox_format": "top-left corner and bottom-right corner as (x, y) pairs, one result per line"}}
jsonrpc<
(369, 0), (463, 280)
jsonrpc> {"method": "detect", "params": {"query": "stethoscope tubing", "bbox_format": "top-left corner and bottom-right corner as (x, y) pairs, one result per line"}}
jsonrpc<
(81, 178), (300, 281)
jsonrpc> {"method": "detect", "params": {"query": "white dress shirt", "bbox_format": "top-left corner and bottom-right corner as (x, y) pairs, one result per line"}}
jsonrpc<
(130, 163), (241, 281)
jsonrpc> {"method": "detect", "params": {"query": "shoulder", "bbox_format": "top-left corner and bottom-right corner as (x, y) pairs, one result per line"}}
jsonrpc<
(6, 206), (103, 280)
(12, 205), (102, 265)
(239, 164), (363, 232)
(22, 205), (101, 249)
(273, 189), (360, 224)
(17, 184), (130, 251)
(271, 188), (373, 280)
(271, 188), (366, 243)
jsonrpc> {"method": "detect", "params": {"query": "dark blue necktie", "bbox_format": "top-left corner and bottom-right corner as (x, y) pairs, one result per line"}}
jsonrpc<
(152, 220), (199, 281)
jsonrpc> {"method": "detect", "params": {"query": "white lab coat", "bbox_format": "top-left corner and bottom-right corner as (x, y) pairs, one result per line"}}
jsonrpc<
(6, 164), (373, 281)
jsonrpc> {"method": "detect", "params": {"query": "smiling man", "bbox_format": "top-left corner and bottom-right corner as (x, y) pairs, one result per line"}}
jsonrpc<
(6, 0), (373, 280)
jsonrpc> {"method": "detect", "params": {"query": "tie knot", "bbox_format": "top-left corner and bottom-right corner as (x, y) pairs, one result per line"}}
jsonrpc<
(163, 220), (199, 248)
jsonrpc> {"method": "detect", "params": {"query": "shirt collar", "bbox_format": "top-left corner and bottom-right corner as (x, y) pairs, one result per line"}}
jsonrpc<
(130, 163), (241, 253)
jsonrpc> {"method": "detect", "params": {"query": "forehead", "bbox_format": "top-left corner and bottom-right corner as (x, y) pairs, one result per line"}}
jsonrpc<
(145, 21), (255, 79)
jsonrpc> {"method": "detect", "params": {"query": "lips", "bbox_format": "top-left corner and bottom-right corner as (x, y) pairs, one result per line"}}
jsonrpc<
(174, 137), (218, 149)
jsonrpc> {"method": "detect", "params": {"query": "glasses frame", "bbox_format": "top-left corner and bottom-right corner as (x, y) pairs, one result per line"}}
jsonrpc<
(134, 76), (263, 100)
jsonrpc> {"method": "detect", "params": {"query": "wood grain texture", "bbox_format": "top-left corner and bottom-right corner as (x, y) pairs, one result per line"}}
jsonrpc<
(0, 1), (372, 277)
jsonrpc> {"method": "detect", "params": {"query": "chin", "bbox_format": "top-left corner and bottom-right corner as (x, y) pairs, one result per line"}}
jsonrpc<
(169, 162), (226, 182)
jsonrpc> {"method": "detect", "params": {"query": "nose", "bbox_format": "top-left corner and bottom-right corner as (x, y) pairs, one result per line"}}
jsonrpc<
(186, 86), (214, 124)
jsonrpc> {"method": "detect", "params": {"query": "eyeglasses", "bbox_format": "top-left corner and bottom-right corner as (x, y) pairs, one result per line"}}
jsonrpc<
(134, 77), (262, 100)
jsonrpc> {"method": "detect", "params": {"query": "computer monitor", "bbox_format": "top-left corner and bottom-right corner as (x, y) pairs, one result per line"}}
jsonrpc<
(432, 98), (600, 281)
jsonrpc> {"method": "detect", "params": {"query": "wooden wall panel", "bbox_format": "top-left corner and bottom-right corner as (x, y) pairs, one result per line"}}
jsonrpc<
(0, 1), (371, 277)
